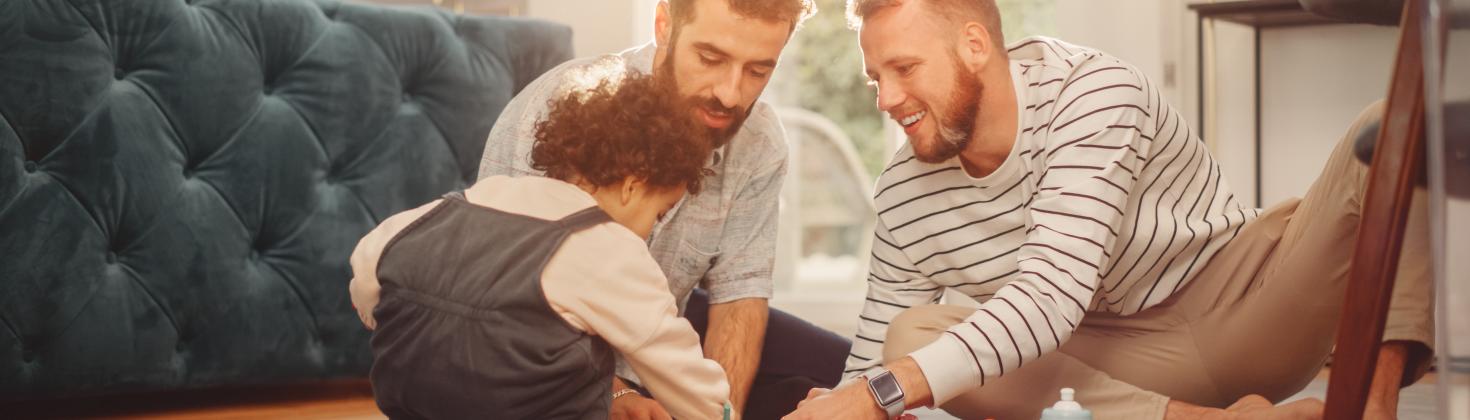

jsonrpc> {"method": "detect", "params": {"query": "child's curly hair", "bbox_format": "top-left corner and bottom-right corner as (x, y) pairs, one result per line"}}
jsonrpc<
(530, 73), (713, 195)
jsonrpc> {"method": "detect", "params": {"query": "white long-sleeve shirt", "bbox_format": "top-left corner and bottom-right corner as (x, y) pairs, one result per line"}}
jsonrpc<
(843, 36), (1260, 404)
(351, 176), (731, 420)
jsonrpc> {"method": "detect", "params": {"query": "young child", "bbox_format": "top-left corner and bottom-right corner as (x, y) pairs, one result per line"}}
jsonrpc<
(347, 72), (732, 419)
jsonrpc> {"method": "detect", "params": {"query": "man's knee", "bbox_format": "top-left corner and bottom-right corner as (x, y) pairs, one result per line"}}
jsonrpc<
(1347, 99), (1387, 164)
(882, 305), (966, 363)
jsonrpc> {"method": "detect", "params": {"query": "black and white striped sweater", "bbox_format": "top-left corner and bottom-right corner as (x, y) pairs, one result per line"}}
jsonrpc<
(843, 36), (1261, 403)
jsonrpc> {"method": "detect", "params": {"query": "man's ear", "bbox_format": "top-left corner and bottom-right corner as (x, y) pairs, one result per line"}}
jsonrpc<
(655, 1), (673, 50)
(957, 22), (995, 73)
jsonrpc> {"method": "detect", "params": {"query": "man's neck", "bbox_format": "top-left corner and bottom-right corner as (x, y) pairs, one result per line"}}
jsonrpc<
(958, 63), (1019, 178)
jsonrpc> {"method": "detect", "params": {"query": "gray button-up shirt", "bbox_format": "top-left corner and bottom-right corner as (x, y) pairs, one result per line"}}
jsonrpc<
(477, 42), (788, 382)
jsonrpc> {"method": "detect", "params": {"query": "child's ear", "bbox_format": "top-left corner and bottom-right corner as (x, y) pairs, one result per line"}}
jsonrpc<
(620, 177), (639, 206)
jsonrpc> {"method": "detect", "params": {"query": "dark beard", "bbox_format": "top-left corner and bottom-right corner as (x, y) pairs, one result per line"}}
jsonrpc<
(657, 30), (749, 149)
(913, 59), (982, 164)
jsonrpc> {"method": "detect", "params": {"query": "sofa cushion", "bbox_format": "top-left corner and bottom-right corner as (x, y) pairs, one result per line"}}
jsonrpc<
(0, 0), (570, 400)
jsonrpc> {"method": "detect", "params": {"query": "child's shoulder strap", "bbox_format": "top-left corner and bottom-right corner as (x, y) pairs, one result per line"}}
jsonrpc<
(556, 206), (612, 232)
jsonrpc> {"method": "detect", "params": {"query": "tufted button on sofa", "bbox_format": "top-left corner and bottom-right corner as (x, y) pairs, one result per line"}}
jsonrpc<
(0, 0), (571, 400)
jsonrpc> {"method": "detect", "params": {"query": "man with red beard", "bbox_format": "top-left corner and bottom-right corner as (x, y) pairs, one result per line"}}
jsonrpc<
(784, 0), (1432, 419)
(473, 1), (852, 420)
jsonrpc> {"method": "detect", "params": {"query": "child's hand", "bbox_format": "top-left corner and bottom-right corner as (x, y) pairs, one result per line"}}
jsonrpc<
(611, 392), (672, 420)
(349, 276), (381, 330)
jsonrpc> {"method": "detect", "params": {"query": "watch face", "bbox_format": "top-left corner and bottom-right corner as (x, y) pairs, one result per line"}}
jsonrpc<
(872, 372), (904, 405)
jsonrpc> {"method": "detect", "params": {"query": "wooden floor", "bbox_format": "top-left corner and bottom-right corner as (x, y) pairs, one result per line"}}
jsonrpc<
(3, 380), (385, 420)
(1, 372), (1439, 419)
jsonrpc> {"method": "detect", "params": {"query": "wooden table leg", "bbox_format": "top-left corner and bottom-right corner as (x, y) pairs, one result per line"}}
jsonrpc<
(1322, 0), (1428, 418)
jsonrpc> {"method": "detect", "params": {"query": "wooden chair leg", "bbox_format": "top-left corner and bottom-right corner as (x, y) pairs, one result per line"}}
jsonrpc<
(1322, 0), (1428, 418)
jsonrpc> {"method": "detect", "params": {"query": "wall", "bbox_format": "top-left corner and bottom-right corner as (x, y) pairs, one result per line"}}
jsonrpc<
(1211, 22), (1260, 208)
(1052, 0), (1185, 108)
(1258, 24), (1399, 206)
(1054, 2), (1429, 210)
(526, 0), (657, 57)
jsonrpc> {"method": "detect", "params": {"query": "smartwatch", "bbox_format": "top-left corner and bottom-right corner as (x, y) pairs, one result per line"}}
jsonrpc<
(864, 368), (905, 418)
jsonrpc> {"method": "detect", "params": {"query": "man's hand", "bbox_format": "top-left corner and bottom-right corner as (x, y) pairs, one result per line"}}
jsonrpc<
(787, 358), (930, 420)
(1224, 395), (1324, 420)
(610, 377), (672, 420)
(782, 379), (886, 420)
(348, 276), (380, 330)
(787, 381), (911, 420)
(611, 393), (672, 420)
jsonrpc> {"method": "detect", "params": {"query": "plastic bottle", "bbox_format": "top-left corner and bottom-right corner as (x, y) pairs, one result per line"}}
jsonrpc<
(1039, 388), (1093, 420)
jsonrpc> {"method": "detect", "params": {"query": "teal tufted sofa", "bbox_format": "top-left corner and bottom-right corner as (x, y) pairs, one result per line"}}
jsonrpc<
(0, 0), (571, 401)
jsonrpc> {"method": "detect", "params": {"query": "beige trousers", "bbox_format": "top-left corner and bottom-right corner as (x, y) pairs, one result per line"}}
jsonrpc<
(882, 102), (1434, 420)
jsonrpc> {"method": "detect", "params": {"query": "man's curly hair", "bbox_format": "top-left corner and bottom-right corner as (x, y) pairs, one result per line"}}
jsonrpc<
(669, 0), (817, 33)
(531, 73), (714, 195)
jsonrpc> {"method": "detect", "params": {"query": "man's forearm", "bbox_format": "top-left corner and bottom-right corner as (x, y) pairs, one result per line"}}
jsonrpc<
(704, 297), (769, 412)
(886, 356), (935, 408)
(1366, 341), (1413, 417)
